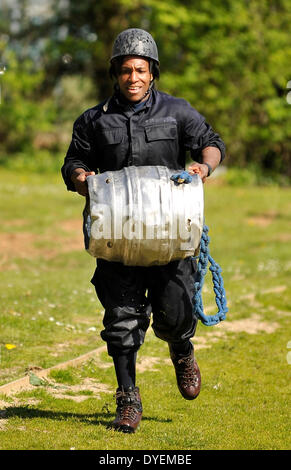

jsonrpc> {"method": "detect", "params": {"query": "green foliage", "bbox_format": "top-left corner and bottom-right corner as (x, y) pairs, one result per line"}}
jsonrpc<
(219, 166), (291, 187)
(29, 373), (50, 387)
(0, 0), (290, 176)
(48, 369), (81, 385)
(148, 0), (291, 174)
(0, 151), (64, 173)
(0, 50), (94, 162)
(0, 51), (58, 154)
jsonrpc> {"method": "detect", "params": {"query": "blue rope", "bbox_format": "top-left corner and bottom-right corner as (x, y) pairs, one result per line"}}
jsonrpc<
(193, 225), (228, 326)
(170, 170), (193, 185)
(171, 171), (228, 326)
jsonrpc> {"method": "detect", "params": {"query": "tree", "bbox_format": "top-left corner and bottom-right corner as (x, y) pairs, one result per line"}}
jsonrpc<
(1, 0), (291, 176)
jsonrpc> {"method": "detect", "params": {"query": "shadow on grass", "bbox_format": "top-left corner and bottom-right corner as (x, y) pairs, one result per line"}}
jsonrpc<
(1, 406), (172, 428)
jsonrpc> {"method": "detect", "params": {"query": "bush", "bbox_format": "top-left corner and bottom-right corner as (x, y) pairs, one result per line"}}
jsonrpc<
(221, 165), (291, 187)
(0, 52), (59, 155)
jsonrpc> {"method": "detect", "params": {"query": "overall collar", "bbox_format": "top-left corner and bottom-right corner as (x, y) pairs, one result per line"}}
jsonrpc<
(111, 89), (155, 112)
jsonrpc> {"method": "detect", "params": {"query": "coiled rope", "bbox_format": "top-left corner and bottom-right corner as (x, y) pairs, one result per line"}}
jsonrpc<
(171, 171), (228, 326)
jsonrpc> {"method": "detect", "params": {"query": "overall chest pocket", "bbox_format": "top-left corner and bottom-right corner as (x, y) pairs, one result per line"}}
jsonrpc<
(144, 123), (178, 164)
(99, 128), (124, 146)
(145, 123), (177, 142)
(98, 128), (126, 170)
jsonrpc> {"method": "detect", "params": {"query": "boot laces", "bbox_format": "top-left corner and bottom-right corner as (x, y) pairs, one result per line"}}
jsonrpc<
(115, 388), (142, 419)
(177, 355), (199, 387)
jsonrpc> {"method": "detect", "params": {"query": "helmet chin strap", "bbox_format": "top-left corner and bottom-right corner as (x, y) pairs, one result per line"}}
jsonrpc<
(115, 80), (154, 105)
(132, 79), (154, 104)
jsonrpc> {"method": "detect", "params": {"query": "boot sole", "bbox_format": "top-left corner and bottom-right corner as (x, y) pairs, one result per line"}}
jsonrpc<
(180, 390), (200, 400)
(111, 424), (136, 433)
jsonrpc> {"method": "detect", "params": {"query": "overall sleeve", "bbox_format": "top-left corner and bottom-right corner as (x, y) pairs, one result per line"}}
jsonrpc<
(61, 113), (96, 191)
(182, 104), (226, 163)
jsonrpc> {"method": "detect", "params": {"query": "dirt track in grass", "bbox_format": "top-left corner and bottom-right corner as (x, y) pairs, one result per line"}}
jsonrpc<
(0, 219), (84, 268)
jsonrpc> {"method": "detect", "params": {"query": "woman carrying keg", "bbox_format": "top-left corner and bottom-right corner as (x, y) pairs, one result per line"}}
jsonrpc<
(61, 28), (225, 433)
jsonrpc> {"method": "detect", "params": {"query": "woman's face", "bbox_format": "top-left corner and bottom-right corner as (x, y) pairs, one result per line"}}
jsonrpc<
(117, 56), (153, 102)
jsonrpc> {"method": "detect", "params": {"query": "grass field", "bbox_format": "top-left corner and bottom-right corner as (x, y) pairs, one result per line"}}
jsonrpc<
(0, 169), (290, 450)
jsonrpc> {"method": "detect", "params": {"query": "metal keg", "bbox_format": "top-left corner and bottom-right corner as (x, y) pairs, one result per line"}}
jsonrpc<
(84, 166), (204, 266)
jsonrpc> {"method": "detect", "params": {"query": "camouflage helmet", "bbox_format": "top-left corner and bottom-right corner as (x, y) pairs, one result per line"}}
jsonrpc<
(111, 28), (159, 64)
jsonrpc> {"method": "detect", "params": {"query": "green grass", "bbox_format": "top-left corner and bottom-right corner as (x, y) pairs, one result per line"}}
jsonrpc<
(0, 169), (290, 450)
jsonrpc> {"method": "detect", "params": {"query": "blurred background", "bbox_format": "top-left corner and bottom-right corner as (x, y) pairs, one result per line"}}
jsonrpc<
(0, 0), (290, 183)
